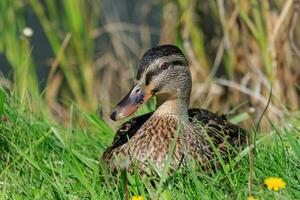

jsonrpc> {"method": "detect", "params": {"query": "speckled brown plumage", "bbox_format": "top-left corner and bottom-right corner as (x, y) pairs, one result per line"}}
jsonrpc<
(102, 109), (246, 174)
(101, 45), (247, 175)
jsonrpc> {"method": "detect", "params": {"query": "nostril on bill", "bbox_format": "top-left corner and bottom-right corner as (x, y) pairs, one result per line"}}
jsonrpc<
(135, 88), (140, 93)
(110, 111), (117, 121)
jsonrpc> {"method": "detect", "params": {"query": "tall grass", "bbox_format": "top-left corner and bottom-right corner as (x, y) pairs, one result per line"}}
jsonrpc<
(30, 0), (98, 111)
(0, 0), (39, 104)
(0, 93), (300, 199)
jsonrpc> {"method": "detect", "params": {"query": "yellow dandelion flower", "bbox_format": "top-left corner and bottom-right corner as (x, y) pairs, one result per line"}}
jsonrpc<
(132, 195), (143, 200)
(264, 177), (286, 191)
(247, 196), (258, 200)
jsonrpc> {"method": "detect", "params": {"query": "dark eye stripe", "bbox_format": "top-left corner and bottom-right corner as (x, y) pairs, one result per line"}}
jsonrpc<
(171, 60), (184, 66)
(145, 60), (185, 85)
(145, 69), (162, 85)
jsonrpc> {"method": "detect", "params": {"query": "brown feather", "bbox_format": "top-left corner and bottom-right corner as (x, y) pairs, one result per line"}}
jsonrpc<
(101, 108), (246, 174)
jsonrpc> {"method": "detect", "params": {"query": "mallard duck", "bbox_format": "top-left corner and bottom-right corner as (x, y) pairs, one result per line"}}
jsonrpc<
(102, 45), (246, 174)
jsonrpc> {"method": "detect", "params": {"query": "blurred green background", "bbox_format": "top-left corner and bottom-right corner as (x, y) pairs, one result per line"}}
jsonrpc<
(0, 0), (299, 129)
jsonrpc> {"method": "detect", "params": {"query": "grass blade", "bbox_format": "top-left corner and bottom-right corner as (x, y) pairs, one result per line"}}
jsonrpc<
(285, 128), (300, 161)
(0, 88), (5, 116)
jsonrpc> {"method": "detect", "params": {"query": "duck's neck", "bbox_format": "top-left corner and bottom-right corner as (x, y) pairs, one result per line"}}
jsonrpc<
(154, 94), (190, 120)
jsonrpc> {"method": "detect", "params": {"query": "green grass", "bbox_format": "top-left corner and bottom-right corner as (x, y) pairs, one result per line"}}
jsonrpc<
(0, 94), (300, 199)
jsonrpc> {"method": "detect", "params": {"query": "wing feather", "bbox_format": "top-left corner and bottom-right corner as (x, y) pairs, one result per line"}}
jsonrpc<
(188, 108), (247, 156)
(102, 112), (153, 163)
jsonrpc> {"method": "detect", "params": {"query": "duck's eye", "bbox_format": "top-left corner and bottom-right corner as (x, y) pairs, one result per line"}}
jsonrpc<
(160, 62), (169, 70)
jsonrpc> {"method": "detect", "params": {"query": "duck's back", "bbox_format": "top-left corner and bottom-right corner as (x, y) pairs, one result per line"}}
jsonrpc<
(187, 109), (246, 165)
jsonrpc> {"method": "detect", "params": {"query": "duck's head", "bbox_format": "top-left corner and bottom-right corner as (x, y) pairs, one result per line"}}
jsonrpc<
(110, 44), (192, 121)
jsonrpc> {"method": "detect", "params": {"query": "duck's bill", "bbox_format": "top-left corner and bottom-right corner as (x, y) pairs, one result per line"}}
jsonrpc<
(110, 85), (152, 121)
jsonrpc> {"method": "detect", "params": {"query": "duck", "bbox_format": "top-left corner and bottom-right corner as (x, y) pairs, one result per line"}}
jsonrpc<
(102, 44), (246, 174)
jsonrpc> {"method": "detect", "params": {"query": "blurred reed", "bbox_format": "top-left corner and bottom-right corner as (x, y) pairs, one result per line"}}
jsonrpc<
(0, 0), (39, 104)
(166, 0), (300, 129)
(0, 0), (299, 129)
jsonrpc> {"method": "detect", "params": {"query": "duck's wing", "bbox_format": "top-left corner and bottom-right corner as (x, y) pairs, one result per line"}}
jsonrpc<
(188, 108), (247, 155)
(106, 112), (154, 150)
(101, 112), (153, 170)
